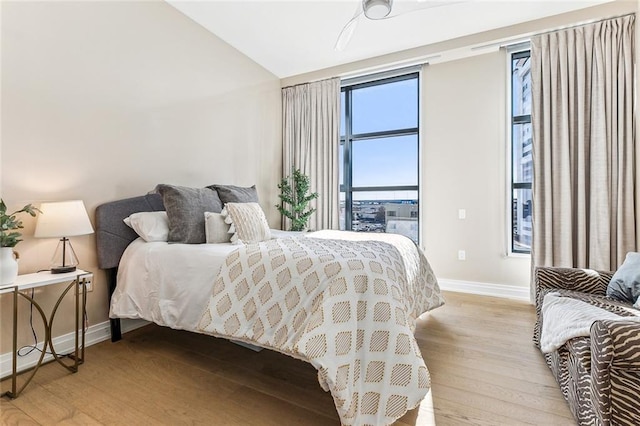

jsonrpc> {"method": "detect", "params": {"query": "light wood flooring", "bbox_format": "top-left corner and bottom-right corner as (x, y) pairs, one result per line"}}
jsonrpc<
(1, 291), (574, 425)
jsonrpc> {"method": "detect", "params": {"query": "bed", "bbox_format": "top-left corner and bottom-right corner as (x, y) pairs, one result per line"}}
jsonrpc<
(95, 192), (444, 426)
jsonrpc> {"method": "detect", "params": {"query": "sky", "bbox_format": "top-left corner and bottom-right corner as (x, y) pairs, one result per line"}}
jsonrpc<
(340, 77), (419, 196)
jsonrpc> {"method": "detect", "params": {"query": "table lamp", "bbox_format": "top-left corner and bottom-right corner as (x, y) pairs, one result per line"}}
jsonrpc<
(34, 200), (94, 273)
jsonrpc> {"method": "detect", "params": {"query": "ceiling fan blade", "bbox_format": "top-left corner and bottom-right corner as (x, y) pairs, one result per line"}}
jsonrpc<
(334, 4), (364, 51)
(385, 0), (467, 19)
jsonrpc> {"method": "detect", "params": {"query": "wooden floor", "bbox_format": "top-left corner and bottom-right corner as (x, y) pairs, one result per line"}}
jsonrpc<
(1, 291), (575, 425)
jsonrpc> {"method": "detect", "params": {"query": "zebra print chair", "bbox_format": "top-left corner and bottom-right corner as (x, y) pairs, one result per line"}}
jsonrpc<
(533, 266), (640, 426)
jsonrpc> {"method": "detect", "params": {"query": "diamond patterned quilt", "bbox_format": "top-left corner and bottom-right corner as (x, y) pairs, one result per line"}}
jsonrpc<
(198, 233), (444, 425)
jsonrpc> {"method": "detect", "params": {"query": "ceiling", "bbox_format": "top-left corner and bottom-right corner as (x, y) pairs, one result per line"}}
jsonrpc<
(166, 0), (615, 78)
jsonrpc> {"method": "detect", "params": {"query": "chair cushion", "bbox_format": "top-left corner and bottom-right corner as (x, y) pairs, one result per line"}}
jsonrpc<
(607, 252), (640, 304)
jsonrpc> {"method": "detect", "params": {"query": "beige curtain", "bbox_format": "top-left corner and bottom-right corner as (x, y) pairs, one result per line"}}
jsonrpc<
(531, 15), (636, 289)
(282, 78), (340, 231)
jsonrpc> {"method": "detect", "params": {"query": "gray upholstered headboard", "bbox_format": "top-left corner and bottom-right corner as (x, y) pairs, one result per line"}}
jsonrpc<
(95, 193), (164, 270)
(96, 193), (165, 342)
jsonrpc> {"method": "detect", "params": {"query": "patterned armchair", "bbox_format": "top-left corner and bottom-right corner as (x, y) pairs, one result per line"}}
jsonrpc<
(533, 266), (640, 426)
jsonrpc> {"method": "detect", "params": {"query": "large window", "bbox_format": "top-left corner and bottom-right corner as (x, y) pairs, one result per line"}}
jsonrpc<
(340, 72), (420, 242)
(510, 49), (532, 254)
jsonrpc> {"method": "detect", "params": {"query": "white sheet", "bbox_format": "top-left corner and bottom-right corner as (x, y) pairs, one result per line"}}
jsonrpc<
(110, 238), (237, 330)
(110, 229), (304, 331)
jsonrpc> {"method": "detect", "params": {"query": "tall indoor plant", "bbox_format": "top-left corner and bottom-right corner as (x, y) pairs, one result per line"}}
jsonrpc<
(276, 169), (318, 232)
(0, 199), (40, 284)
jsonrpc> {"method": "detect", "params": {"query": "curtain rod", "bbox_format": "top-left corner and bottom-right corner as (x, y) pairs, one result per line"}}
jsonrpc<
(281, 77), (338, 90)
(340, 64), (424, 87)
(281, 56), (436, 89)
(471, 12), (635, 52)
(533, 11), (634, 38)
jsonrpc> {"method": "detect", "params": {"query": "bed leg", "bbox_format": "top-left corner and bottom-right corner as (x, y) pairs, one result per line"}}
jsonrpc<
(107, 268), (122, 342)
(110, 318), (122, 342)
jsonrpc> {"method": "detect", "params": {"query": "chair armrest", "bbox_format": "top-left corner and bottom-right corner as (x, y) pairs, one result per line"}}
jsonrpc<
(590, 320), (640, 425)
(532, 267), (614, 348)
(535, 266), (612, 302)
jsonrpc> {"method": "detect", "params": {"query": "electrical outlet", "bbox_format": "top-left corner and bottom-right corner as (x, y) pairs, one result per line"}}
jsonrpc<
(81, 276), (93, 292)
(458, 250), (466, 261)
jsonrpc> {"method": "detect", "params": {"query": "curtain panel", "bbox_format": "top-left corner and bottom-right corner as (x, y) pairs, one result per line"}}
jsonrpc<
(282, 78), (340, 231)
(531, 15), (636, 291)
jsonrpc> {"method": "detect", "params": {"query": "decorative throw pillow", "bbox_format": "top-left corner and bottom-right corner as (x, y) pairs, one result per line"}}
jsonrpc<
(156, 184), (223, 244)
(123, 211), (169, 242)
(222, 202), (271, 244)
(209, 184), (259, 204)
(606, 252), (640, 303)
(204, 212), (231, 244)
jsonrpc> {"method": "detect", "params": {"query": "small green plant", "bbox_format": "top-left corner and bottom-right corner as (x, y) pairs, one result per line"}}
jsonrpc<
(276, 169), (319, 232)
(0, 199), (41, 247)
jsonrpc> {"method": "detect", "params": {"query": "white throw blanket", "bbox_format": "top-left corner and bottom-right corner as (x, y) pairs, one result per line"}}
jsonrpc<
(540, 292), (640, 353)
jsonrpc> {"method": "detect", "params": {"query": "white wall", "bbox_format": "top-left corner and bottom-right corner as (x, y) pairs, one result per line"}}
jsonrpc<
(0, 0), (281, 350)
(422, 51), (530, 289)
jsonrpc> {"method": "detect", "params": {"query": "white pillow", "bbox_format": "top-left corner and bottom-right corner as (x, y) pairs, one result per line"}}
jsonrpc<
(123, 211), (169, 242)
(204, 212), (231, 244)
(221, 202), (271, 244)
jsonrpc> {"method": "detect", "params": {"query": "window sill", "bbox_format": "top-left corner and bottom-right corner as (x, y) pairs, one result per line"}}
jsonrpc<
(506, 251), (531, 259)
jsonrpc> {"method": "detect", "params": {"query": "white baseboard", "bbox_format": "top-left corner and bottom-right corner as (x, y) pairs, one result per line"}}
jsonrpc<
(438, 278), (530, 302)
(0, 318), (149, 380)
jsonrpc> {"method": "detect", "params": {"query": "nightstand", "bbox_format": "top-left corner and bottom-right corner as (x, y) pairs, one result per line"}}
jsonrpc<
(0, 270), (92, 399)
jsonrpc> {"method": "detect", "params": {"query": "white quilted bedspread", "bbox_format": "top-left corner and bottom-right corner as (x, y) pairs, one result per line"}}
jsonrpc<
(198, 234), (444, 426)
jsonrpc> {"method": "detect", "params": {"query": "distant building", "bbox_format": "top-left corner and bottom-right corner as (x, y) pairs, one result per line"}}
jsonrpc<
(340, 200), (419, 242)
(512, 56), (532, 250)
(385, 202), (418, 242)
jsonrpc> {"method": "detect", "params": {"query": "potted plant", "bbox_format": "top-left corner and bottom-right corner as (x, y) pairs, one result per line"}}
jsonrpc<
(1, 199), (41, 284)
(276, 169), (319, 232)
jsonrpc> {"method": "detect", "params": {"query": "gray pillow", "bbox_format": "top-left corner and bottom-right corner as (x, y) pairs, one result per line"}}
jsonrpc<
(209, 184), (259, 204)
(606, 252), (640, 303)
(156, 184), (222, 244)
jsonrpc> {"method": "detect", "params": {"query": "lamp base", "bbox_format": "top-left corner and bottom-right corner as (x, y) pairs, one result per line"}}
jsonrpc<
(49, 238), (79, 274)
(51, 265), (77, 274)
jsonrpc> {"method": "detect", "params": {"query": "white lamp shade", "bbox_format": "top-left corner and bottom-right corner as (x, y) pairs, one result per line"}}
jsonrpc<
(34, 200), (94, 238)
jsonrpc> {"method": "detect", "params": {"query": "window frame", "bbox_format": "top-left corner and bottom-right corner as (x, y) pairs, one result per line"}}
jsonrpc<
(340, 70), (421, 242)
(507, 45), (532, 256)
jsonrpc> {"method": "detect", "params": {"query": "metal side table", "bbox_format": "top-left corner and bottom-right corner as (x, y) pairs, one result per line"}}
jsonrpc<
(1, 270), (92, 398)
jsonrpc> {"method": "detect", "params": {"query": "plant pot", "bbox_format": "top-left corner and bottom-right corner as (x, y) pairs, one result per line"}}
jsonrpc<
(0, 247), (19, 285)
